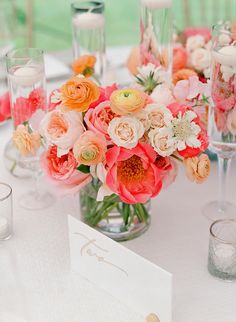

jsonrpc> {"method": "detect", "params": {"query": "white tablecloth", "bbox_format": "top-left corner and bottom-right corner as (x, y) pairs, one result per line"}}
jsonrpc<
(1, 52), (236, 322)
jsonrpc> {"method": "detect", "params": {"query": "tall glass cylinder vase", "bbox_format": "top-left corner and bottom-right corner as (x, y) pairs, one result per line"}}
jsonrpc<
(71, 1), (106, 83)
(140, 0), (173, 79)
(4, 48), (46, 178)
(203, 23), (236, 220)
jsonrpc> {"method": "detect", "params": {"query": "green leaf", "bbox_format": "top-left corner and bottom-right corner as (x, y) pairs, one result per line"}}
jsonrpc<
(77, 164), (90, 173)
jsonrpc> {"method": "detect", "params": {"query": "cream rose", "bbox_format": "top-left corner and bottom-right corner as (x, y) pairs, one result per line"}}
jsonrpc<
(145, 103), (173, 129)
(108, 116), (144, 149)
(227, 106), (236, 135)
(133, 110), (151, 131)
(190, 48), (210, 72)
(150, 84), (175, 106)
(40, 109), (84, 156)
(184, 154), (210, 184)
(148, 127), (176, 157)
(186, 35), (205, 52)
(13, 124), (41, 156)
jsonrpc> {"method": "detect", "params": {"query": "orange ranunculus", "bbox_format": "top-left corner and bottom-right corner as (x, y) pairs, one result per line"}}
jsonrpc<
(172, 68), (197, 85)
(60, 77), (100, 112)
(72, 55), (96, 76)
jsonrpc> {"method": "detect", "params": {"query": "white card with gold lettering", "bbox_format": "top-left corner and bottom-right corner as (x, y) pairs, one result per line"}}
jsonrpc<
(68, 215), (172, 322)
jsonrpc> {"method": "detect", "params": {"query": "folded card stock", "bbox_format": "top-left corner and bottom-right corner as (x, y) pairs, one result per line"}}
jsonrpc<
(68, 215), (172, 322)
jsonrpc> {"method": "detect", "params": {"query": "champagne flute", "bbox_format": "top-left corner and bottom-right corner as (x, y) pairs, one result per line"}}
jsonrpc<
(203, 22), (236, 220)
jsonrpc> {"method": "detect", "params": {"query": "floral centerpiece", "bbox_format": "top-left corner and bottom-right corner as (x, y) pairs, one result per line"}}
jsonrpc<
(12, 55), (211, 241)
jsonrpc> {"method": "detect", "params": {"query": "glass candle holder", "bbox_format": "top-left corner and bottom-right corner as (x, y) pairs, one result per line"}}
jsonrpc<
(4, 48), (46, 178)
(0, 183), (13, 241)
(140, 0), (173, 78)
(208, 219), (236, 281)
(71, 1), (106, 82)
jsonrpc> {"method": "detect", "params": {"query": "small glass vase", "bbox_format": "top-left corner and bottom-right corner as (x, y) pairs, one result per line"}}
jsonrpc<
(80, 181), (150, 242)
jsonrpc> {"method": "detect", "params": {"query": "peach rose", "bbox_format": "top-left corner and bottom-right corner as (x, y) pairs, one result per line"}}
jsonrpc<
(184, 154), (210, 184)
(172, 68), (197, 85)
(60, 76), (100, 112)
(72, 55), (96, 76)
(173, 47), (188, 73)
(73, 131), (107, 166)
(110, 88), (146, 115)
(40, 109), (84, 156)
(12, 124), (41, 156)
(126, 47), (141, 75)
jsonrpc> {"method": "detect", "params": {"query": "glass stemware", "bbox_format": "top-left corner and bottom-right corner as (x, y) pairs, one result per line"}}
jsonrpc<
(203, 23), (236, 220)
(6, 48), (55, 210)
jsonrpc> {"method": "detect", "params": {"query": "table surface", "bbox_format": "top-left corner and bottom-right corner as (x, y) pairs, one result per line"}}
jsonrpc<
(1, 50), (236, 322)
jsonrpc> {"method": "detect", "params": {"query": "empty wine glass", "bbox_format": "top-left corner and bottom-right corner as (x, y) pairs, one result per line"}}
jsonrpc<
(203, 22), (236, 220)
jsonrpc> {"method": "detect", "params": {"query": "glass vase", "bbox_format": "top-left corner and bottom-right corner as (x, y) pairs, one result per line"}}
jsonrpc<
(71, 1), (106, 83)
(140, 0), (173, 78)
(80, 181), (150, 242)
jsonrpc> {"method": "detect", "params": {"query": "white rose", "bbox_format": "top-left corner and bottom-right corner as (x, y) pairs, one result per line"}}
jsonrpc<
(108, 116), (144, 149)
(190, 48), (210, 72)
(40, 109), (84, 156)
(227, 106), (236, 135)
(145, 103), (173, 129)
(186, 35), (205, 52)
(151, 84), (175, 106)
(148, 127), (176, 157)
(134, 110), (151, 131)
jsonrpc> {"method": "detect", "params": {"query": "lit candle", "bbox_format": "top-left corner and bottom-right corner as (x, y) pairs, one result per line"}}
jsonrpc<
(0, 217), (9, 239)
(141, 0), (172, 9)
(10, 65), (43, 87)
(213, 45), (236, 66)
(146, 313), (160, 322)
(73, 12), (105, 30)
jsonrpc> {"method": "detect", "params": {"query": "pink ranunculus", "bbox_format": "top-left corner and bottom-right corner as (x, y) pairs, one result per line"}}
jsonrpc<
(106, 143), (163, 204)
(174, 76), (201, 101)
(0, 91), (11, 122)
(84, 100), (117, 141)
(89, 84), (118, 109)
(184, 27), (211, 42)
(42, 145), (92, 193)
(155, 156), (178, 188)
(173, 46), (188, 73)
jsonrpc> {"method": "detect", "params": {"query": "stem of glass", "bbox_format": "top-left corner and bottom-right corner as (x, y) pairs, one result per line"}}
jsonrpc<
(217, 155), (231, 212)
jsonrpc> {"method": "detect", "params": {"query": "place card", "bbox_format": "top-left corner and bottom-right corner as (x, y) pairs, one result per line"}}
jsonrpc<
(68, 215), (172, 322)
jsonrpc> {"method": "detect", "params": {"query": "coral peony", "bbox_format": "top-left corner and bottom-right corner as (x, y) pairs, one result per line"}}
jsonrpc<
(106, 143), (163, 204)
(12, 124), (41, 156)
(73, 131), (107, 166)
(72, 55), (96, 76)
(90, 84), (117, 109)
(61, 76), (100, 112)
(0, 92), (11, 122)
(110, 88), (146, 115)
(173, 47), (188, 73)
(155, 156), (178, 188)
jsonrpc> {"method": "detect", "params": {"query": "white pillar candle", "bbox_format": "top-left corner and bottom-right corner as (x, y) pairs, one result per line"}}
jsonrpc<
(73, 12), (105, 30)
(213, 45), (236, 66)
(0, 217), (9, 239)
(141, 0), (172, 9)
(10, 65), (43, 87)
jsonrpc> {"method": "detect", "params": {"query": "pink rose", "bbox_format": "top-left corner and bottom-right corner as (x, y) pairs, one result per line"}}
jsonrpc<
(42, 145), (92, 193)
(106, 143), (163, 204)
(90, 84), (117, 109)
(184, 27), (211, 42)
(0, 92), (11, 122)
(84, 100), (117, 140)
(73, 131), (107, 166)
(40, 109), (85, 156)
